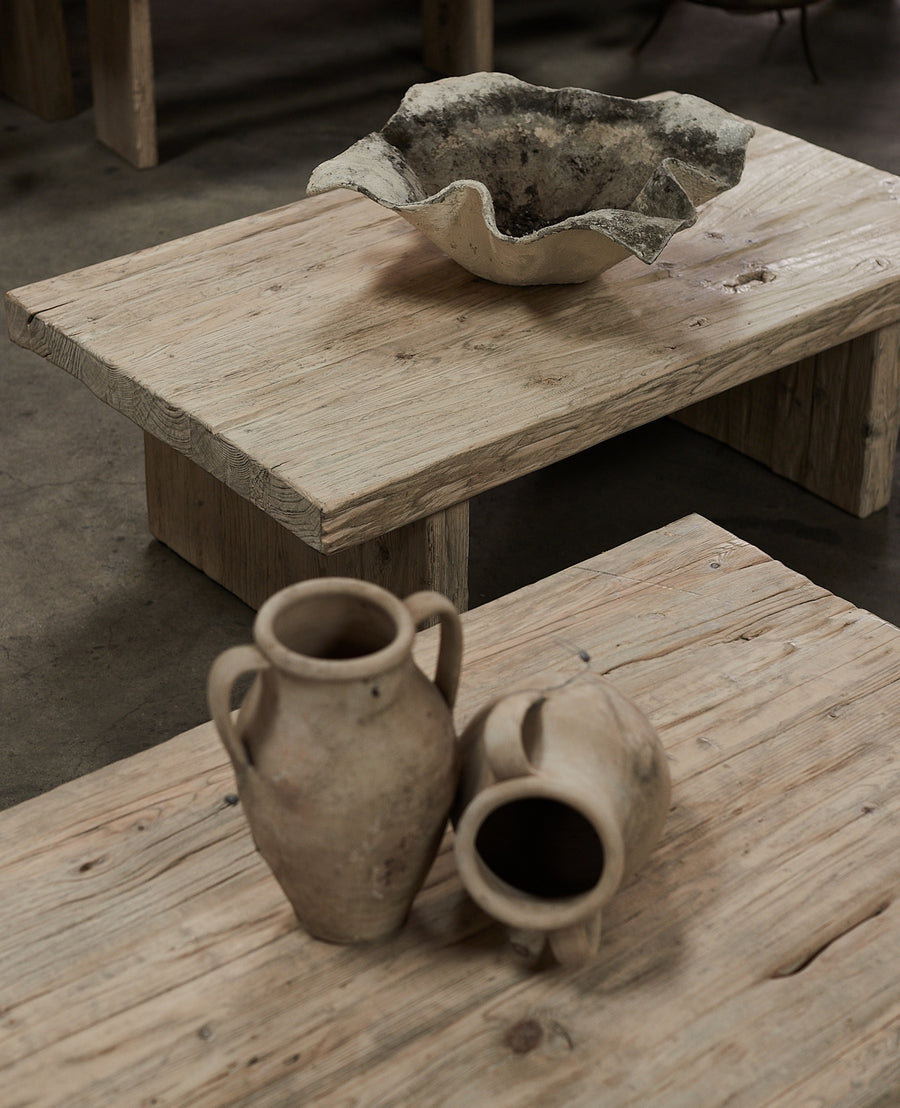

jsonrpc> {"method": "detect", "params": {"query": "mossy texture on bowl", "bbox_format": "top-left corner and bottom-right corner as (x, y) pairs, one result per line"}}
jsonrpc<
(306, 73), (755, 285)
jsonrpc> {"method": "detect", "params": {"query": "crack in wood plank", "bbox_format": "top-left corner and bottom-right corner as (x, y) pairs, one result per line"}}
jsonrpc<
(771, 900), (893, 978)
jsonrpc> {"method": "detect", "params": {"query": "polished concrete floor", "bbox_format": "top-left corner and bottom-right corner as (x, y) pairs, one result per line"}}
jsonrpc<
(2, 0), (899, 808)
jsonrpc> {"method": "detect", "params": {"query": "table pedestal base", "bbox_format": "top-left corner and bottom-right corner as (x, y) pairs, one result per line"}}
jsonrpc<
(677, 325), (900, 517)
(144, 433), (469, 612)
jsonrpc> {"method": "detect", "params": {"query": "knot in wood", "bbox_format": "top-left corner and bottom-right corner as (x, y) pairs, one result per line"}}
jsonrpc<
(505, 1018), (544, 1054)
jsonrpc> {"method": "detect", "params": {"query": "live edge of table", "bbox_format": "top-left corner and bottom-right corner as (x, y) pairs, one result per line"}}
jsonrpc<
(1, 515), (899, 1106)
(6, 116), (900, 611)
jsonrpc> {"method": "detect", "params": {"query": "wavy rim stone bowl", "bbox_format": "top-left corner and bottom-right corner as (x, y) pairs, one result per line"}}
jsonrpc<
(306, 73), (755, 286)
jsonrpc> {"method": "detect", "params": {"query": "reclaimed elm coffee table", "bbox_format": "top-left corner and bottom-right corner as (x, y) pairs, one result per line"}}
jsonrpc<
(6, 113), (900, 611)
(2, 515), (898, 1105)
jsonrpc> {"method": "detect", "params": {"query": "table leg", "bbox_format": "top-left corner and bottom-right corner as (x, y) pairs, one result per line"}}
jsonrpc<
(0, 0), (75, 120)
(85, 0), (157, 168)
(676, 324), (900, 517)
(143, 433), (469, 612)
(422, 0), (493, 75)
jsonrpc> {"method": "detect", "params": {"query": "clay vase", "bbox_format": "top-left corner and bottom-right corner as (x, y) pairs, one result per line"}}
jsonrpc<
(452, 676), (670, 966)
(208, 578), (462, 944)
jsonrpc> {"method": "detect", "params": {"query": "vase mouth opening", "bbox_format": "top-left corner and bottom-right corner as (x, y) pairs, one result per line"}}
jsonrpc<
(477, 795), (604, 896)
(454, 777), (625, 931)
(254, 578), (413, 677)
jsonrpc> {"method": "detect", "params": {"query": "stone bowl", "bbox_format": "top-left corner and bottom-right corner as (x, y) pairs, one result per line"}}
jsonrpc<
(305, 73), (755, 286)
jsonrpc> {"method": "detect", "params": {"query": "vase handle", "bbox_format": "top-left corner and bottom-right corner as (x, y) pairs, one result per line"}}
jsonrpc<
(482, 690), (546, 781)
(548, 912), (603, 967)
(207, 644), (269, 779)
(404, 591), (463, 709)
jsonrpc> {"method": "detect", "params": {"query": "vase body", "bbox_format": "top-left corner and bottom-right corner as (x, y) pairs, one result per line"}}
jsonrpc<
(208, 578), (462, 943)
(452, 675), (670, 965)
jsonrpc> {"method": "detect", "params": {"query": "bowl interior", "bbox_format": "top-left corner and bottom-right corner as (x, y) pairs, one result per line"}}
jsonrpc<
(384, 93), (672, 237)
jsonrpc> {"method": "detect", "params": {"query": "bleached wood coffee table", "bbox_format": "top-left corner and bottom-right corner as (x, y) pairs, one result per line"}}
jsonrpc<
(2, 515), (898, 1105)
(6, 115), (900, 610)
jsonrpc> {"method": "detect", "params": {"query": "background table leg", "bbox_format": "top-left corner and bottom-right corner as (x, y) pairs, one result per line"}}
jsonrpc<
(85, 0), (157, 167)
(676, 323), (900, 517)
(421, 0), (493, 75)
(0, 0), (75, 119)
(143, 433), (469, 612)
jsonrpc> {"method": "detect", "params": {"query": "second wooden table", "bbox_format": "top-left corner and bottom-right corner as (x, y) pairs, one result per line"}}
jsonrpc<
(6, 114), (900, 609)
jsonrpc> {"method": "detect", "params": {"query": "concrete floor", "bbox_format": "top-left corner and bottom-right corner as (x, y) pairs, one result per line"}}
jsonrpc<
(2, 0), (899, 809)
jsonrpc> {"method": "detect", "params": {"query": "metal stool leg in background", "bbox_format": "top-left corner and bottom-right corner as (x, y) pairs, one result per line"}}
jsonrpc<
(633, 0), (675, 53)
(798, 4), (821, 83)
(634, 0), (823, 83)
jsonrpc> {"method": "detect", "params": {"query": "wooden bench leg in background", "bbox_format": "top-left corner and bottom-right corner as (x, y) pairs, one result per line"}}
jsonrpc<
(0, 0), (75, 119)
(422, 0), (493, 75)
(143, 433), (470, 613)
(85, 0), (157, 167)
(676, 323), (900, 517)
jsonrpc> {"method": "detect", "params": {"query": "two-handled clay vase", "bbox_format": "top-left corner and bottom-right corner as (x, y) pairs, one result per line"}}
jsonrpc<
(208, 578), (462, 944)
(452, 675), (670, 966)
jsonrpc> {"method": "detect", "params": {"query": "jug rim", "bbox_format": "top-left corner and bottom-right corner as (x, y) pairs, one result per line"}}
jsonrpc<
(454, 775), (626, 932)
(253, 577), (415, 680)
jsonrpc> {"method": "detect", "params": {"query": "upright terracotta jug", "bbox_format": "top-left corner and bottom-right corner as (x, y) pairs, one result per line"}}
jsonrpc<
(208, 578), (462, 944)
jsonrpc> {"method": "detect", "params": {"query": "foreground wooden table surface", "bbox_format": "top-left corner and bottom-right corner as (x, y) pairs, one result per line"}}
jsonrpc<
(7, 118), (900, 611)
(2, 515), (898, 1106)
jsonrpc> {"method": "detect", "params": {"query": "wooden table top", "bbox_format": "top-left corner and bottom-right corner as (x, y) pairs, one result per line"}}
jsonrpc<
(2, 515), (898, 1105)
(7, 120), (900, 554)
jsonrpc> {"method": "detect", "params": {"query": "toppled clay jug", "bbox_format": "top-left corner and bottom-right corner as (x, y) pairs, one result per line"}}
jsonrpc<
(208, 578), (463, 944)
(452, 675), (670, 966)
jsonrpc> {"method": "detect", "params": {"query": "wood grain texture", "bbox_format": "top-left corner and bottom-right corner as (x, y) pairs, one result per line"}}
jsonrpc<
(678, 322), (900, 516)
(144, 431), (469, 611)
(0, 0), (75, 119)
(6, 123), (900, 551)
(422, 0), (493, 75)
(85, 0), (157, 168)
(1, 515), (899, 1105)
